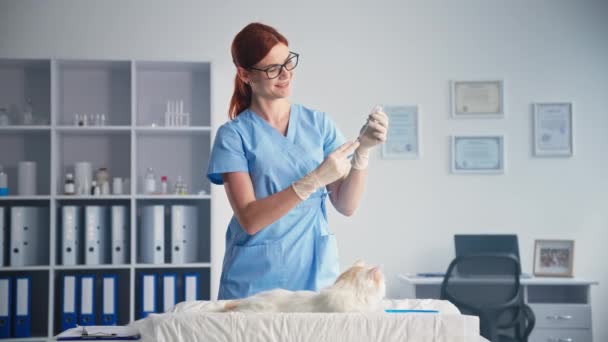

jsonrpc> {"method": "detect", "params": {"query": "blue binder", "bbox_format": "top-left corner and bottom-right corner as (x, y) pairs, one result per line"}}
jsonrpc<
(139, 274), (157, 319)
(13, 276), (31, 337)
(0, 277), (10, 338)
(183, 273), (199, 302)
(79, 275), (95, 325)
(101, 275), (117, 325)
(161, 273), (178, 312)
(61, 275), (78, 331)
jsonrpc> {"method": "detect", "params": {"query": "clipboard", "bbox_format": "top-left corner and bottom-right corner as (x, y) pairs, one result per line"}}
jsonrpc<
(56, 325), (141, 340)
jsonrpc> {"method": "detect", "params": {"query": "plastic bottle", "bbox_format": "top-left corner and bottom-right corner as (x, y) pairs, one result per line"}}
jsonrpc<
(160, 176), (168, 194)
(0, 165), (8, 196)
(145, 168), (156, 194)
(64, 173), (75, 195)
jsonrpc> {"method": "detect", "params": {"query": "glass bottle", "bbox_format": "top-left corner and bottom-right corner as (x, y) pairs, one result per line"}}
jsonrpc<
(145, 168), (156, 194)
(0, 107), (9, 126)
(22, 98), (33, 125)
(64, 173), (75, 195)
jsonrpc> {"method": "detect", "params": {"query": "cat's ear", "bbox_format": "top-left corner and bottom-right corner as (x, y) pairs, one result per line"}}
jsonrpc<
(368, 266), (383, 282)
(353, 259), (365, 267)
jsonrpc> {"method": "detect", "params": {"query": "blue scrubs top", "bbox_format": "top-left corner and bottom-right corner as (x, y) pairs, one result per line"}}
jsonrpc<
(207, 104), (346, 300)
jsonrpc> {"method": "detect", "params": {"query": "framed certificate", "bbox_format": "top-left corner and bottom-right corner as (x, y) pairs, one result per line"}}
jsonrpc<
(451, 80), (504, 118)
(451, 135), (505, 174)
(533, 102), (573, 157)
(382, 105), (420, 159)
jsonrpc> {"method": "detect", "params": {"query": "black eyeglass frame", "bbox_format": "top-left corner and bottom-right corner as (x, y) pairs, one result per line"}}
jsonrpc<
(248, 52), (299, 79)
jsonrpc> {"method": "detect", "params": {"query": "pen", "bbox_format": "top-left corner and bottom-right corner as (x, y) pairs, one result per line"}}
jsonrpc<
(384, 309), (439, 313)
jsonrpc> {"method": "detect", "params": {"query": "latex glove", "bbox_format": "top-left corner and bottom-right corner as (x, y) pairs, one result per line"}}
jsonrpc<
(352, 105), (389, 170)
(292, 141), (360, 200)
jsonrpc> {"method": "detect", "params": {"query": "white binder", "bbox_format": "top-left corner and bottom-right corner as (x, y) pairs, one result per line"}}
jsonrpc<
(111, 205), (128, 264)
(0, 207), (5, 266)
(10, 206), (49, 266)
(61, 206), (82, 266)
(170, 205), (198, 264)
(139, 205), (165, 264)
(84, 206), (109, 265)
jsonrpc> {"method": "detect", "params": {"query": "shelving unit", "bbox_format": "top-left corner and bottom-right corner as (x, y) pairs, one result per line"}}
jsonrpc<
(0, 58), (213, 341)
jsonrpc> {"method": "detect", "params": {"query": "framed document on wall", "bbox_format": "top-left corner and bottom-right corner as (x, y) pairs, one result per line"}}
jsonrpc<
(382, 105), (420, 159)
(451, 135), (505, 174)
(451, 80), (504, 118)
(533, 102), (573, 157)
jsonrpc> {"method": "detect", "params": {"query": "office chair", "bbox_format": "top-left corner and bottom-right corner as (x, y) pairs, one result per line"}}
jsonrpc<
(440, 253), (535, 342)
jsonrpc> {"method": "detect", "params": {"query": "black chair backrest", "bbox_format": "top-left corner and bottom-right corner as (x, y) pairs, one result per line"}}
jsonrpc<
(441, 253), (523, 341)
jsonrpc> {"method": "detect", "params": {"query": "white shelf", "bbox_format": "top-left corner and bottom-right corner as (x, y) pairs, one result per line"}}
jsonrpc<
(54, 264), (131, 270)
(55, 195), (131, 200)
(0, 125), (51, 132)
(135, 126), (211, 134)
(135, 194), (210, 200)
(0, 57), (213, 335)
(0, 195), (51, 201)
(56, 126), (131, 134)
(135, 262), (211, 269)
(0, 266), (50, 271)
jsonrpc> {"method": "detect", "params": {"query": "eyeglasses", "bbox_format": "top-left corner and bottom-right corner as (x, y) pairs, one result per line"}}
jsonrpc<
(249, 52), (299, 79)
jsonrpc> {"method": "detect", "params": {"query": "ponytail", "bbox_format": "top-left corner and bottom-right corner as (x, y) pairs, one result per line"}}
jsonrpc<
(229, 75), (252, 120)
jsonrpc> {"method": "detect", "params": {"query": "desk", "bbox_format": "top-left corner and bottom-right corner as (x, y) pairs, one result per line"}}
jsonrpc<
(398, 275), (599, 342)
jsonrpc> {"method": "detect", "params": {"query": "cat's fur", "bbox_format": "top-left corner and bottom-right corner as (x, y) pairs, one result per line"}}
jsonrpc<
(222, 260), (385, 313)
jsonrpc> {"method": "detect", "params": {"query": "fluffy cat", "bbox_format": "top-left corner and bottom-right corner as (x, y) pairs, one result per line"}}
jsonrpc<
(223, 260), (385, 313)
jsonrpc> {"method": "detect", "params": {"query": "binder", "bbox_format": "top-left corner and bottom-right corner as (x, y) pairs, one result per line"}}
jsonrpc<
(111, 206), (128, 264)
(139, 274), (156, 318)
(61, 206), (82, 266)
(13, 276), (31, 337)
(184, 273), (199, 302)
(79, 275), (95, 325)
(0, 207), (5, 266)
(61, 275), (78, 331)
(84, 206), (109, 265)
(10, 206), (49, 266)
(161, 274), (177, 313)
(170, 205), (198, 264)
(101, 275), (117, 325)
(139, 206), (165, 264)
(0, 277), (10, 338)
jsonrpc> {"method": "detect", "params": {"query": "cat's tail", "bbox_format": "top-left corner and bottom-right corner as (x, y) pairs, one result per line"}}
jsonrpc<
(223, 300), (240, 312)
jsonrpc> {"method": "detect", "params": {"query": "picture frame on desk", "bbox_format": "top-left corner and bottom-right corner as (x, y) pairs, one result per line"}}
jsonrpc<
(533, 239), (575, 277)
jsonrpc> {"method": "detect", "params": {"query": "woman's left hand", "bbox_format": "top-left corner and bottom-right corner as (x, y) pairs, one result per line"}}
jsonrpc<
(358, 110), (389, 150)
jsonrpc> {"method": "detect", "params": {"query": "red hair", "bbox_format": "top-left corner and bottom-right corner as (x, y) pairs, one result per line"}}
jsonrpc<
(229, 22), (289, 119)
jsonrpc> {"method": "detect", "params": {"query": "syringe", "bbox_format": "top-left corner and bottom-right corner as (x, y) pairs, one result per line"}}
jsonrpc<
(358, 104), (383, 141)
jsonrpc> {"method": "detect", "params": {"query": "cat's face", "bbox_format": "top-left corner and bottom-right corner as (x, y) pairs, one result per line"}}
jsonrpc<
(333, 260), (386, 299)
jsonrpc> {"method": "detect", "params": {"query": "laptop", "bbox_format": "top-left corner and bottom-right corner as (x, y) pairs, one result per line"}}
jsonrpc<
(454, 234), (530, 278)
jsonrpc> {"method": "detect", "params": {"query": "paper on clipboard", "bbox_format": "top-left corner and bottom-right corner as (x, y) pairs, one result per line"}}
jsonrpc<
(56, 325), (141, 340)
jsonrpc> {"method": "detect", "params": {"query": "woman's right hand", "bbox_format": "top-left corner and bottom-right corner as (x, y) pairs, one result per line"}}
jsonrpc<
(291, 141), (360, 200)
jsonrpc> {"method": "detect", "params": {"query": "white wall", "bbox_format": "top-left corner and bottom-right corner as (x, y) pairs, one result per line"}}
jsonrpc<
(1, 0), (607, 339)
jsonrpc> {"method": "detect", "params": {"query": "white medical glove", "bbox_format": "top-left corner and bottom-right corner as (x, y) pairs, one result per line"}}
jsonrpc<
(351, 105), (389, 170)
(291, 141), (360, 200)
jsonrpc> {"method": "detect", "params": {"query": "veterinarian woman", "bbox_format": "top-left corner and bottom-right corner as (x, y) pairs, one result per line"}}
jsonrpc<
(207, 22), (389, 299)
